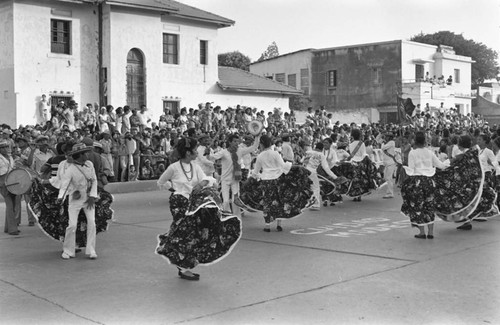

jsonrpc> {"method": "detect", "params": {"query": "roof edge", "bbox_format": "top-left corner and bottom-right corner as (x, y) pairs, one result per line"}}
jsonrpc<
(216, 82), (302, 96)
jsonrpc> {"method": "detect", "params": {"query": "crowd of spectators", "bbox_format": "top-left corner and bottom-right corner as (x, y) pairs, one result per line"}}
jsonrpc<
(1, 96), (494, 185)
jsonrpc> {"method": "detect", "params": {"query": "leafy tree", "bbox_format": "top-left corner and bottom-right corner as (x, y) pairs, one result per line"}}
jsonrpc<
(410, 31), (499, 87)
(218, 51), (251, 71)
(289, 94), (312, 111)
(258, 41), (280, 62)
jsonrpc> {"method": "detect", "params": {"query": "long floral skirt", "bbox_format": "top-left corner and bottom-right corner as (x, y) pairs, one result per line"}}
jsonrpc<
(318, 166), (343, 203)
(29, 178), (114, 248)
(332, 157), (380, 198)
(433, 148), (484, 222)
(401, 176), (436, 226)
(156, 187), (242, 270)
(466, 179), (499, 221)
(239, 166), (314, 223)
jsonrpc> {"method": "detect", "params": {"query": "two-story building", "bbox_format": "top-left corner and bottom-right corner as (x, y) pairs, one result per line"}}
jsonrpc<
(250, 40), (474, 124)
(0, 0), (299, 127)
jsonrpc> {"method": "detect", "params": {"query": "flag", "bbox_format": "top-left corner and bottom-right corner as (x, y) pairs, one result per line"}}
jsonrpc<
(397, 97), (415, 124)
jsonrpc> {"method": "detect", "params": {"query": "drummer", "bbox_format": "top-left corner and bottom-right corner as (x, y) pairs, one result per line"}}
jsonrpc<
(14, 136), (37, 226)
(0, 140), (21, 235)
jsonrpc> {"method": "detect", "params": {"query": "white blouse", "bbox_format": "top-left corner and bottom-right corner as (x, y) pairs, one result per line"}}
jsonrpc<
(405, 147), (448, 177)
(479, 147), (500, 174)
(157, 161), (215, 199)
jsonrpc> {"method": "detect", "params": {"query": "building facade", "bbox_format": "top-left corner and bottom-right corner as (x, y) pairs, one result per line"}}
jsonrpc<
(1, 0), (296, 128)
(250, 40), (474, 124)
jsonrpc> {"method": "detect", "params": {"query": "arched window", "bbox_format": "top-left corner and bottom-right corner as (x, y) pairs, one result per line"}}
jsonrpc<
(126, 48), (146, 108)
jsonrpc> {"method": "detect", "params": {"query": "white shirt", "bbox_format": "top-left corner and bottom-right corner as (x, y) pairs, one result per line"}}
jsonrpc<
(322, 148), (338, 169)
(0, 154), (14, 177)
(405, 147), (447, 177)
(303, 150), (337, 178)
(157, 161), (214, 199)
(451, 144), (462, 158)
(281, 142), (294, 162)
(195, 145), (215, 176)
(137, 111), (151, 128)
(252, 149), (292, 180)
(57, 161), (98, 200)
(381, 140), (396, 166)
(211, 140), (259, 183)
(348, 141), (367, 162)
(479, 147), (500, 174)
(32, 149), (54, 173)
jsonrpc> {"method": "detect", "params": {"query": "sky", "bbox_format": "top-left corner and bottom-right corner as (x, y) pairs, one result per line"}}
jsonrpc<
(179, 0), (500, 65)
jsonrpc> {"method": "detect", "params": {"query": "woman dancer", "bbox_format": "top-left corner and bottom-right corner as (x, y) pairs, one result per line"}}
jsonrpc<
(401, 131), (448, 239)
(242, 135), (313, 232)
(433, 135), (484, 227)
(156, 137), (241, 281)
(455, 133), (500, 229)
(334, 129), (379, 201)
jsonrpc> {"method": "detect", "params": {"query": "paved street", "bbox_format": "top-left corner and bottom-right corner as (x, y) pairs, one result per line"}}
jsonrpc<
(1, 187), (499, 325)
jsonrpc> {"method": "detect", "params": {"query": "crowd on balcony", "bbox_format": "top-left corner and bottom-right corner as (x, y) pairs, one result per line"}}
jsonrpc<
(422, 72), (454, 86)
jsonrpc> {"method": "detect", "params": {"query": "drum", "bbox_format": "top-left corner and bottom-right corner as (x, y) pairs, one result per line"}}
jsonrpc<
(5, 168), (38, 195)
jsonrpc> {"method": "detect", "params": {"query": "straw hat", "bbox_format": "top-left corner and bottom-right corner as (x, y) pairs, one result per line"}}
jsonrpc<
(68, 143), (92, 156)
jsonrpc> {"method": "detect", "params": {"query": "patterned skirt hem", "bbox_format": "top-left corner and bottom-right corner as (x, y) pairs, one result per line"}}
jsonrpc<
(435, 187), (483, 223)
(155, 213), (242, 268)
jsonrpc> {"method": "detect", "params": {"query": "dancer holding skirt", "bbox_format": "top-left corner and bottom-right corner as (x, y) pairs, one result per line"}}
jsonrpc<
(156, 137), (242, 281)
(240, 135), (313, 232)
(401, 131), (448, 239)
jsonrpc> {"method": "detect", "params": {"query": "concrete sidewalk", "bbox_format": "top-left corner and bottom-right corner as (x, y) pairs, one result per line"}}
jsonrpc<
(1, 189), (499, 325)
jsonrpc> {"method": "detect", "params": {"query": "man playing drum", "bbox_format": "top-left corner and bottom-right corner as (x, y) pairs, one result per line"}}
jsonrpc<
(0, 140), (21, 235)
(14, 136), (37, 226)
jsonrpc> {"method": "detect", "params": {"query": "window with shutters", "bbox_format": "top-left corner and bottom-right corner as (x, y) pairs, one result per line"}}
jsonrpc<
(287, 74), (297, 88)
(163, 33), (179, 64)
(327, 70), (337, 87)
(51, 19), (71, 54)
(300, 68), (309, 95)
(200, 40), (208, 65)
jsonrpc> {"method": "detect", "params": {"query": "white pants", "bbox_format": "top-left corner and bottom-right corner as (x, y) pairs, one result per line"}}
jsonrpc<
(384, 164), (396, 196)
(63, 194), (96, 256)
(221, 180), (241, 216)
(308, 169), (320, 208)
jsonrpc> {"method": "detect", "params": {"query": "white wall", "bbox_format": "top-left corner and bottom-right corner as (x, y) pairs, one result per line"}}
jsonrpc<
(106, 6), (220, 121)
(401, 41), (436, 82)
(12, 1), (99, 126)
(402, 41), (473, 115)
(249, 51), (313, 90)
(0, 1), (16, 127)
(204, 84), (290, 115)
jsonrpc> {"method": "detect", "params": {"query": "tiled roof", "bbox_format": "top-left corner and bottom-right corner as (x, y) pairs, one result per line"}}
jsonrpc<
(104, 0), (234, 27)
(218, 67), (302, 96)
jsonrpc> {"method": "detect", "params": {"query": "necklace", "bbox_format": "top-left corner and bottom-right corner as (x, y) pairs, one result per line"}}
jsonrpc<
(180, 161), (193, 181)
